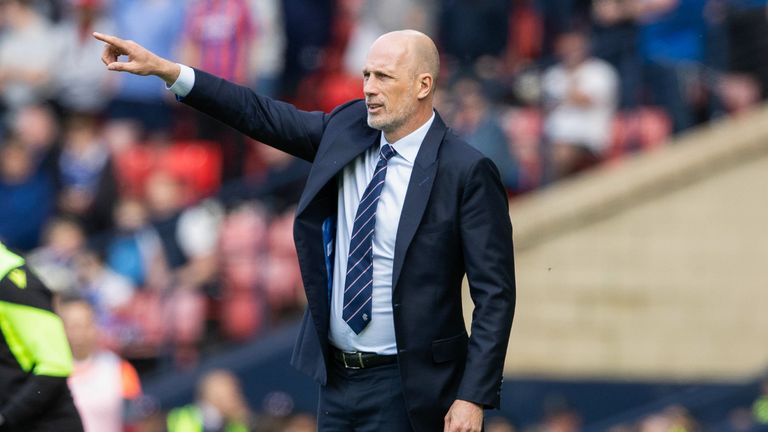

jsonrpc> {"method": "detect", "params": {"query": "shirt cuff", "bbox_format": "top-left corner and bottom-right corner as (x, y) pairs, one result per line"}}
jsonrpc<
(167, 64), (195, 98)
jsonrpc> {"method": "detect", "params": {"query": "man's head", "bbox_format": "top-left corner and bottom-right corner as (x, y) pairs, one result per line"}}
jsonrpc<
(363, 30), (439, 143)
(197, 369), (249, 421)
(555, 30), (590, 69)
(60, 297), (99, 361)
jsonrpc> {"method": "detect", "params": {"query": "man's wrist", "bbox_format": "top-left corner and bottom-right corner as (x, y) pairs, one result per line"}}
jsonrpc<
(156, 59), (181, 86)
(457, 399), (484, 409)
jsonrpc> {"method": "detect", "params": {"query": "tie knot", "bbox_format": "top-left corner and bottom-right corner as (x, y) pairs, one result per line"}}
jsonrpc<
(379, 144), (396, 161)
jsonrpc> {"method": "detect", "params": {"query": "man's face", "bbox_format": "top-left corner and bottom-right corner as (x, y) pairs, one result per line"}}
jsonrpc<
(363, 41), (418, 135)
(556, 33), (588, 68)
(61, 302), (99, 359)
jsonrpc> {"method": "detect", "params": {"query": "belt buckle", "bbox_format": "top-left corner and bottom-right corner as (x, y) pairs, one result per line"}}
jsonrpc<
(342, 351), (364, 369)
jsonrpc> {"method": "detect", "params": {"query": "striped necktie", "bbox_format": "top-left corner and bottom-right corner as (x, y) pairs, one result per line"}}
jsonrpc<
(343, 143), (397, 334)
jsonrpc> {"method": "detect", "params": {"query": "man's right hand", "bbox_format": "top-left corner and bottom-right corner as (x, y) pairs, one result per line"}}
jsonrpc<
(93, 32), (180, 86)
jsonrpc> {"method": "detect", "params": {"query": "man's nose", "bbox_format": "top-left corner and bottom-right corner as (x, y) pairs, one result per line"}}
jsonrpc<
(364, 78), (378, 97)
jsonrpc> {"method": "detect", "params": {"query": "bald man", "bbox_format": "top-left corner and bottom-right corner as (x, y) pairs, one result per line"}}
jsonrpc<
(94, 30), (515, 432)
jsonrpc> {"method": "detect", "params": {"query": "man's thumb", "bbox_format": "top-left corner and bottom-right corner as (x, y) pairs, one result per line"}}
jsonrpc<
(107, 62), (126, 71)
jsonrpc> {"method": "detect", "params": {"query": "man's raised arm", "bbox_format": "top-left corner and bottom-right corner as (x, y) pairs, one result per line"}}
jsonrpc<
(92, 32), (329, 162)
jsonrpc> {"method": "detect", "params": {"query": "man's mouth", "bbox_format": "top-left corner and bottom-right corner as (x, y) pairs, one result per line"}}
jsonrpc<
(367, 102), (383, 113)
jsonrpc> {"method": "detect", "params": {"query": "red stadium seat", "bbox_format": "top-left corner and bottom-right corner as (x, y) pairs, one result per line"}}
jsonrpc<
(113, 146), (155, 197)
(161, 141), (222, 198)
(608, 107), (672, 161)
(113, 141), (222, 200)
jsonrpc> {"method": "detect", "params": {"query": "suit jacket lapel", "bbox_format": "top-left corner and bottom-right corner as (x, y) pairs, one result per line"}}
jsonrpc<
(296, 119), (379, 216)
(392, 114), (447, 292)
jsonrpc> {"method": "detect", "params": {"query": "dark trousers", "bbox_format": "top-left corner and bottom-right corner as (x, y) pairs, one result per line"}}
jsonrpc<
(318, 361), (414, 431)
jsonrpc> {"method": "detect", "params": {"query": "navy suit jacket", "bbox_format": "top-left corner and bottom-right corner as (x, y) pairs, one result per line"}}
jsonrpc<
(183, 70), (516, 432)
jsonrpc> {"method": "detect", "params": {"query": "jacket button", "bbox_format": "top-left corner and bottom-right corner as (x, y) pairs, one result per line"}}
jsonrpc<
(393, 303), (400, 309)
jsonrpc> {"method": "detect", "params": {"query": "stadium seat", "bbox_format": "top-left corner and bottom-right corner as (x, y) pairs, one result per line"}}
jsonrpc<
(113, 141), (222, 200)
(608, 107), (672, 161)
(162, 141), (222, 198)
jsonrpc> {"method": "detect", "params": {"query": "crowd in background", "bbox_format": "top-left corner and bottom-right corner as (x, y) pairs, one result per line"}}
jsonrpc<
(3, 0), (768, 430)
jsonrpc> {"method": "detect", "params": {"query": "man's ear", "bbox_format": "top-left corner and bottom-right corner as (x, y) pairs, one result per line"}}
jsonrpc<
(417, 73), (433, 100)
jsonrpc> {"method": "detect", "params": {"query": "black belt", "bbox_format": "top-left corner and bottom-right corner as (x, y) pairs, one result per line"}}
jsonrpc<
(332, 347), (397, 369)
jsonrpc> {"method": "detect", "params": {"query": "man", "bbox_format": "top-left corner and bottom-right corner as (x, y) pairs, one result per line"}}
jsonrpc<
(94, 28), (516, 431)
(166, 369), (251, 432)
(541, 29), (618, 179)
(60, 297), (142, 432)
(0, 242), (84, 431)
(0, 0), (57, 114)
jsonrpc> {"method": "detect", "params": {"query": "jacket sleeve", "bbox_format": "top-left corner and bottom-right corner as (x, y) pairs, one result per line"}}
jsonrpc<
(181, 69), (328, 162)
(0, 268), (75, 427)
(456, 157), (516, 408)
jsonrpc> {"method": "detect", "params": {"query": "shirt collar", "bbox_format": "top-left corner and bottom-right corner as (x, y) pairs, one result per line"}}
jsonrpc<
(379, 111), (435, 164)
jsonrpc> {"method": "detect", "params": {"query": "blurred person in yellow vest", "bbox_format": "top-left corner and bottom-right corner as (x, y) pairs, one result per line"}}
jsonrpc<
(167, 369), (252, 432)
(60, 297), (142, 432)
(0, 241), (84, 431)
(753, 379), (768, 425)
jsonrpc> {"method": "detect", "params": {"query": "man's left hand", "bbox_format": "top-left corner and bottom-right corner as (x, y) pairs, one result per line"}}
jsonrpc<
(444, 399), (483, 432)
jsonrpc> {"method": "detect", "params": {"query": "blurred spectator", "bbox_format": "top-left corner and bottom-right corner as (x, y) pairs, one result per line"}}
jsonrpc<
(639, 405), (699, 432)
(217, 202), (268, 341)
(222, 144), (310, 213)
(104, 198), (160, 288)
(343, 0), (437, 76)
(72, 249), (135, 314)
(263, 208), (304, 322)
(52, 0), (113, 114)
(727, 407), (758, 432)
(56, 113), (118, 235)
(0, 0), (57, 115)
(10, 102), (60, 175)
(254, 146), (310, 212)
(247, 0), (285, 96)
(717, 73), (762, 116)
(143, 173), (223, 365)
(179, 0), (255, 182)
(724, 1), (768, 99)
(541, 29), (618, 179)
(26, 216), (86, 292)
(637, 0), (708, 133)
(180, 0), (254, 85)
(592, 0), (641, 107)
(486, 415), (517, 432)
(61, 297), (143, 432)
(144, 172), (200, 276)
(166, 369), (252, 432)
(280, 0), (334, 98)
(536, 0), (592, 57)
(280, 413), (317, 432)
(536, 398), (582, 432)
(0, 135), (56, 250)
(453, 77), (520, 191)
(439, 0), (510, 70)
(108, 0), (185, 133)
(754, 379), (768, 425)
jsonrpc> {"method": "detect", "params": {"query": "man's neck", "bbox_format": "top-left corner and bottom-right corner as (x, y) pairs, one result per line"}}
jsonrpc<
(384, 107), (434, 143)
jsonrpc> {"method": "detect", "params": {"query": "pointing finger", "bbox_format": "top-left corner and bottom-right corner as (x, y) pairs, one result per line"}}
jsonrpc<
(93, 32), (128, 50)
